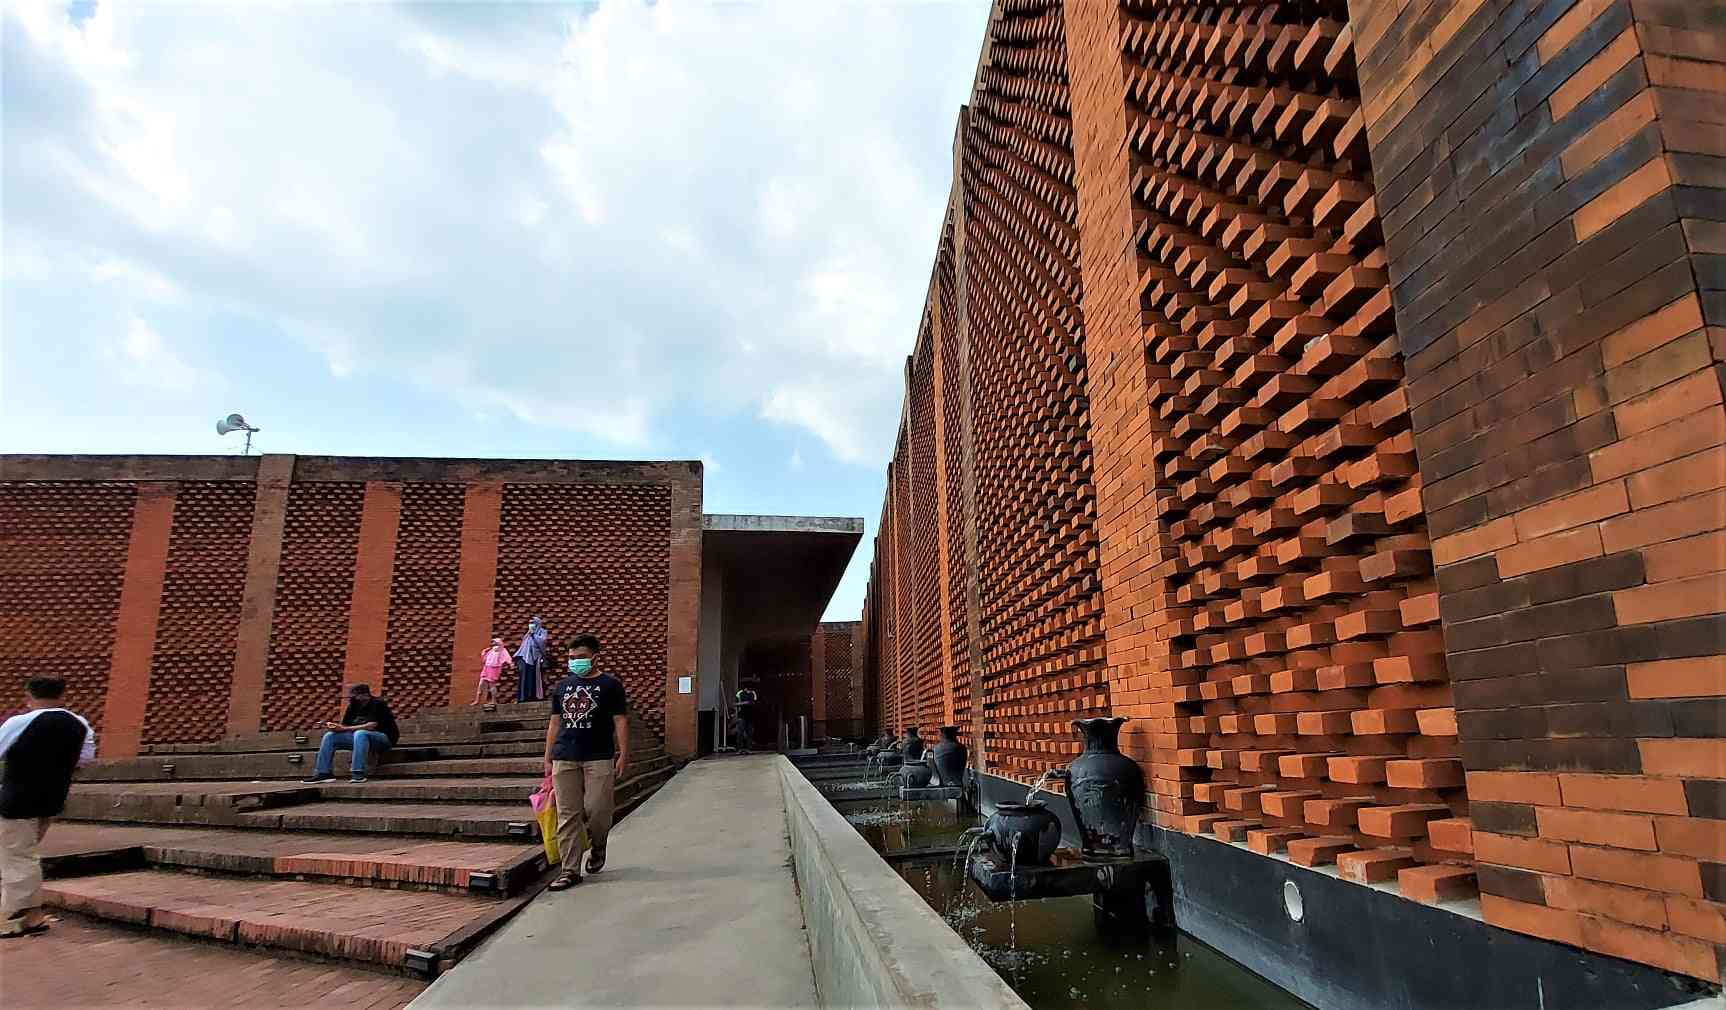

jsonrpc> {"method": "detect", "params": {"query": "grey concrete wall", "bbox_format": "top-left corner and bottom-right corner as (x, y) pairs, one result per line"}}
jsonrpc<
(776, 759), (1026, 1010)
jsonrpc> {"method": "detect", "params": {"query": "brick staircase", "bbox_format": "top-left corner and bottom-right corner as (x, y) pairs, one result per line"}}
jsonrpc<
(41, 701), (677, 977)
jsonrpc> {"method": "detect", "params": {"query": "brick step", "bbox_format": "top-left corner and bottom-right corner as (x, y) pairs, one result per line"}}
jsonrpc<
(42, 868), (524, 973)
(237, 800), (540, 838)
(229, 765), (675, 838)
(43, 822), (545, 896)
(412, 701), (553, 721)
(317, 777), (541, 803)
(375, 753), (672, 780)
(82, 744), (669, 784)
(143, 727), (551, 756)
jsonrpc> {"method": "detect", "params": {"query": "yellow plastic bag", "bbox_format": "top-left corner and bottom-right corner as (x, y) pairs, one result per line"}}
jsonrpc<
(537, 803), (560, 865)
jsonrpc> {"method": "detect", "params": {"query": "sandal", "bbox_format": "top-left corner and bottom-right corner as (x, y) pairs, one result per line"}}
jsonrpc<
(0, 916), (49, 939)
(585, 849), (606, 874)
(547, 871), (581, 891)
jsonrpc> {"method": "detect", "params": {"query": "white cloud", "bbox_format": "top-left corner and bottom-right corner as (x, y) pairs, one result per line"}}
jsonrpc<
(4, 0), (988, 465)
(111, 316), (213, 392)
(90, 255), (179, 302)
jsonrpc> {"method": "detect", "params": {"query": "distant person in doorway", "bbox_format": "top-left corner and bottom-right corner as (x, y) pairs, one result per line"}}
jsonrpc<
(303, 684), (399, 784)
(732, 684), (759, 755)
(475, 637), (514, 710)
(0, 677), (96, 939)
(542, 635), (628, 891)
(515, 615), (551, 703)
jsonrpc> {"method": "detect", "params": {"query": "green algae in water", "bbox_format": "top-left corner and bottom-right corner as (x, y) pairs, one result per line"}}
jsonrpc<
(897, 858), (1314, 1010)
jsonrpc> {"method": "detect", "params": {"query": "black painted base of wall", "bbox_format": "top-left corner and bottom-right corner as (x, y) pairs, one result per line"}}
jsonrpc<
(973, 770), (1714, 1010)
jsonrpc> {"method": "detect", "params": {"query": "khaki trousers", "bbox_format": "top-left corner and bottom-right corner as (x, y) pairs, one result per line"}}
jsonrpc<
(551, 759), (615, 874)
(0, 817), (49, 919)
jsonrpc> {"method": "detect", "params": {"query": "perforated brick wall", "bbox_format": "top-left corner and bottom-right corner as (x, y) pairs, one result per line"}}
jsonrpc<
(491, 483), (673, 739)
(2, 456), (698, 758)
(381, 482), (465, 717)
(0, 483), (135, 729)
(261, 482), (364, 731)
(142, 483), (258, 746)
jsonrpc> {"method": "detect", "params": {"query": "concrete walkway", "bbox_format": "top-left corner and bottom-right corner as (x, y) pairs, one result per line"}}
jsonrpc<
(411, 755), (818, 1009)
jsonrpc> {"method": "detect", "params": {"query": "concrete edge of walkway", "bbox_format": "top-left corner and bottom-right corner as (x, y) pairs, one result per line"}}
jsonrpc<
(777, 758), (1029, 1010)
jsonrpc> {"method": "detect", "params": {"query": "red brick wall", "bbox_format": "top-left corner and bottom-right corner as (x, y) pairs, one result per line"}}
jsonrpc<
(1349, 0), (1726, 981)
(0, 456), (701, 759)
(382, 482), (464, 715)
(262, 482), (364, 731)
(0, 483), (135, 729)
(143, 483), (258, 746)
(490, 483), (674, 740)
(858, 0), (1723, 986)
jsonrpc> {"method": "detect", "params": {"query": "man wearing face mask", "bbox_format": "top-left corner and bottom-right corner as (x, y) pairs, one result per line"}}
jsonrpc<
(542, 634), (628, 891)
(515, 616), (550, 704)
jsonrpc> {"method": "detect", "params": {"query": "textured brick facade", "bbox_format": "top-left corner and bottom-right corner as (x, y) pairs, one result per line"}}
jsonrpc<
(861, 0), (1725, 983)
(1348, 0), (1726, 982)
(0, 455), (705, 760)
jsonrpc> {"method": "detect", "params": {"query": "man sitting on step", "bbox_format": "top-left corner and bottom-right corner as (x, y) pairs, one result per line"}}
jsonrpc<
(303, 683), (399, 785)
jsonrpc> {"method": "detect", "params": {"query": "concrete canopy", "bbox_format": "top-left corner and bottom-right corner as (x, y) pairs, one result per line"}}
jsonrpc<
(698, 514), (863, 745)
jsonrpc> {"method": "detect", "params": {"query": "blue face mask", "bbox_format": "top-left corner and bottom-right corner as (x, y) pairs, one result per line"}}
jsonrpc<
(568, 658), (593, 675)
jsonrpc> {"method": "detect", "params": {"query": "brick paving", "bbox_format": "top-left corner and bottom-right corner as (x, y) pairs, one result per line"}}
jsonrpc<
(0, 915), (424, 1009)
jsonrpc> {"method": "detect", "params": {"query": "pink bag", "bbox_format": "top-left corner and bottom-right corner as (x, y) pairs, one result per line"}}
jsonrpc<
(529, 771), (555, 814)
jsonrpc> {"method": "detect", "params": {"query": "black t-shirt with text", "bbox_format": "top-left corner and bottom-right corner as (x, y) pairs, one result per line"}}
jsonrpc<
(341, 697), (399, 745)
(550, 673), (628, 761)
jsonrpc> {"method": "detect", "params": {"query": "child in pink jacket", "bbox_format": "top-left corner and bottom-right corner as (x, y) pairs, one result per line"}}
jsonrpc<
(475, 637), (514, 710)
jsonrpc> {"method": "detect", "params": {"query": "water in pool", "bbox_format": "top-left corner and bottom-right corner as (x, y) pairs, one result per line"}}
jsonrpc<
(896, 857), (1312, 1010)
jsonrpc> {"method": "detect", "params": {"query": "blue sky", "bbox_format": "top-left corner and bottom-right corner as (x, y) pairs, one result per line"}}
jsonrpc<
(2, 0), (991, 621)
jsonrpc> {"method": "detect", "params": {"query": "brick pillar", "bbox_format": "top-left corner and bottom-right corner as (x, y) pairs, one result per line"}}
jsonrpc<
(101, 483), (176, 758)
(664, 464), (703, 761)
(341, 481), (401, 694)
(226, 454), (294, 738)
(448, 481), (502, 707)
(1351, 0), (1726, 982)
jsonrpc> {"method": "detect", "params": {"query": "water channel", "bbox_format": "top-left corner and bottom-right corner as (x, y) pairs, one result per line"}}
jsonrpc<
(830, 779), (1311, 1010)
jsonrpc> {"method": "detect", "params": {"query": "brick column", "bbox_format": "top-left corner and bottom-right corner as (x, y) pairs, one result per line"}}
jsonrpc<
(448, 481), (502, 707)
(101, 483), (176, 758)
(663, 464), (703, 761)
(1351, 0), (1726, 982)
(226, 454), (295, 738)
(341, 482), (401, 694)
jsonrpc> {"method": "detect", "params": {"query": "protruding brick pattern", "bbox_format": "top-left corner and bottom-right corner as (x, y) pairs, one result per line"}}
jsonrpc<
(144, 483), (259, 746)
(967, 0), (1112, 782)
(910, 326), (945, 735)
(384, 482), (465, 716)
(490, 484), (673, 738)
(0, 483), (135, 732)
(1064, 0), (1460, 888)
(1347, 0), (1726, 983)
(817, 621), (866, 739)
(262, 482), (364, 732)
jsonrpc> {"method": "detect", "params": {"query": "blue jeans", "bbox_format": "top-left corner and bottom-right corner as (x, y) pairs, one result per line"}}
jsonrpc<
(314, 730), (391, 777)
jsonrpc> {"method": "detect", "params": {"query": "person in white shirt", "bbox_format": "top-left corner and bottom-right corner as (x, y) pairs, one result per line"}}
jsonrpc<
(0, 677), (95, 938)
